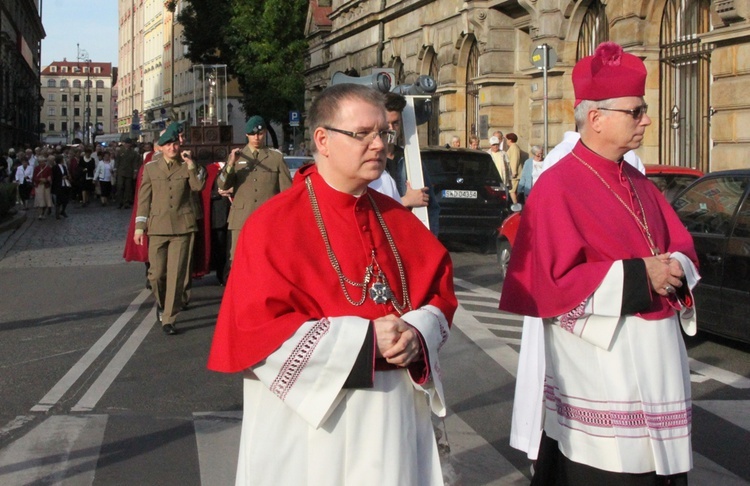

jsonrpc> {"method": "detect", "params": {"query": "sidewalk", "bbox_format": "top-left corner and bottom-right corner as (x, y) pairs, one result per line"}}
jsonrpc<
(0, 208), (28, 249)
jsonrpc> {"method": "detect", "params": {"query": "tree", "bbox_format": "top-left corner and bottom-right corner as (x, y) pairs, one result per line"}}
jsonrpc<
(178, 0), (308, 143)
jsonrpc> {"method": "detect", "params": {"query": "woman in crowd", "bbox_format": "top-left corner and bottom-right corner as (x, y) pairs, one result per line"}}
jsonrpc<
(14, 156), (34, 210)
(33, 155), (54, 219)
(78, 147), (97, 207)
(93, 150), (115, 206)
(517, 145), (543, 204)
(52, 154), (72, 219)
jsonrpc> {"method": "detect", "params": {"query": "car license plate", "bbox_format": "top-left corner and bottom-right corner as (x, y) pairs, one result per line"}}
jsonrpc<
(443, 189), (477, 199)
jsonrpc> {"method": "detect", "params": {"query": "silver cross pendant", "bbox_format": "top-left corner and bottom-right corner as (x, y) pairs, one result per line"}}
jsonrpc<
(369, 281), (391, 305)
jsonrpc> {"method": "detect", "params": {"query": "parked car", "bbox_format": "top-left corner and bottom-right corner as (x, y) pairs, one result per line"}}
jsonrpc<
(421, 147), (511, 251)
(283, 155), (314, 178)
(671, 169), (750, 343)
(496, 165), (704, 279)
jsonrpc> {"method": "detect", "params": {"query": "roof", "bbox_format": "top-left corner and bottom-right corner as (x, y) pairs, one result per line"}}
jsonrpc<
(41, 61), (113, 77)
(311, 0), (332, 27)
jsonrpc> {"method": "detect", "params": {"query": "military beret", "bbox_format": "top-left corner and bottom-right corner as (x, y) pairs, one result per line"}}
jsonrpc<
(157, 123), (182, 146)
(245, 115), (265, 135)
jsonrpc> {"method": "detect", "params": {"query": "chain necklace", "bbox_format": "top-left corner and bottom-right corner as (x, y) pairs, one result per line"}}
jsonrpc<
(306, 176), (412, 315)
(571, 152), (661, 256)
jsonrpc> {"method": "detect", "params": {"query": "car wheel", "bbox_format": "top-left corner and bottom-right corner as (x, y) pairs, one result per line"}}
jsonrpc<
(497, 239), (511, 280)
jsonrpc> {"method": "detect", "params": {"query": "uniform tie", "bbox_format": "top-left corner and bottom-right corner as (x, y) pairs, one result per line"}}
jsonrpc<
(252, 150), (259, 160)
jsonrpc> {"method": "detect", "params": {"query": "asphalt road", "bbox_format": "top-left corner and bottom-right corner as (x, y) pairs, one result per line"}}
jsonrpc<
(0, 203), (748, 485)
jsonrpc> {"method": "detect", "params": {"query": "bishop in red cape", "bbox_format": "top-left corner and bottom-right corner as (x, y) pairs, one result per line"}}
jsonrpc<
(499, 42), (700, 484)
(208, 84), (456, 485)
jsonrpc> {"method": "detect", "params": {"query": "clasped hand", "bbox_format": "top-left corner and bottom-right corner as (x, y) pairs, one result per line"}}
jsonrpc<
(373, 315), (422, 367)
(643, 253), (684, 297)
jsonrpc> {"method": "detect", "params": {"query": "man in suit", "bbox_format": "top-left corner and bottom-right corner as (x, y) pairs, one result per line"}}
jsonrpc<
(133, 123), (206, 335)
(51, 154), (72, 219)
(217, 115), (293, 263)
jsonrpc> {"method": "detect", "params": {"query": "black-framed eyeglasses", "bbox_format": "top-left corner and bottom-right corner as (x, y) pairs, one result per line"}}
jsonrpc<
(324, 126), (397, 145)
(598, 104), (649, 120)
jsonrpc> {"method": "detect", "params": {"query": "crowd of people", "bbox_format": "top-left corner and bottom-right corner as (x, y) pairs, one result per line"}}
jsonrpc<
(2, 139), (147, 219)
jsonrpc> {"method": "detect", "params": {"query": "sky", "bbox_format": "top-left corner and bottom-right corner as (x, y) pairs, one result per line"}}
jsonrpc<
(40, 0), (119, 67)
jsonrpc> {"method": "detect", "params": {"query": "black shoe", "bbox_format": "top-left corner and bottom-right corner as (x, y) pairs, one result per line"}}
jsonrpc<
(156, 306), (163, 323)
(162, 323), (178, 335)
(146, 280), (152, 290)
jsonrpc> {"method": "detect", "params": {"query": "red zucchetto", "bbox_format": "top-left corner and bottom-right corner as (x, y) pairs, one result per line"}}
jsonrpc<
(572, 41), (647, 107)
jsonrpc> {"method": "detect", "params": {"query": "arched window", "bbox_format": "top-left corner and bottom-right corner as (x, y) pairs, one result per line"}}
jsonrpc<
(577, 0), (609, 60)
(85, 80), (93, 88)
(96, 80), (104, 88)
(660, 0), (711, 171)
(47, 79), (57, 87)
(73, 80), (82, 88)
(60, 79), (69, 88)
(466, 42), (480, 139)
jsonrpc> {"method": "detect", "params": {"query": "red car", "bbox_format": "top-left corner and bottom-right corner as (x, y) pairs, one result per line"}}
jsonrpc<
(496, 165), (704, 279)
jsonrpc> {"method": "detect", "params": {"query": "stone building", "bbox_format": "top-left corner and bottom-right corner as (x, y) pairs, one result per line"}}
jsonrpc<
(0, 0), (44, 149)
(40, 61), (115, 145)
(117, 0), (247, 144)
(305, 0), (750, 172)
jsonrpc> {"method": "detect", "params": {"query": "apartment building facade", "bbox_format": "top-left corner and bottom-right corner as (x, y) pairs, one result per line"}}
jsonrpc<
(305, 0), (750, 172)
(0, 0), (45, 149)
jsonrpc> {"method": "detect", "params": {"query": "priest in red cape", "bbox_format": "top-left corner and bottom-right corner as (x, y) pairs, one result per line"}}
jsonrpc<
(499, 42), (700, 485)
(208, 84), (456, 485)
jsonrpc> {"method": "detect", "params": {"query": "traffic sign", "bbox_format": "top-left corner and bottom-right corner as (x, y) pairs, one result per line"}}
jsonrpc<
(531, 45), (557, 70)
(289, 110), (301, 127)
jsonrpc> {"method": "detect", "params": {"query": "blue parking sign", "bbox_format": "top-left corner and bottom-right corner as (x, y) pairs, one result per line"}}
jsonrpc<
(289, 110), (300, 127)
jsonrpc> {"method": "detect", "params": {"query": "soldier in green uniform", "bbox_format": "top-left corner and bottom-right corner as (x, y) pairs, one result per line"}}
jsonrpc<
(133, 123), (206, 335)
(217, 115), (293, 263)
(116, 138), (142, 209)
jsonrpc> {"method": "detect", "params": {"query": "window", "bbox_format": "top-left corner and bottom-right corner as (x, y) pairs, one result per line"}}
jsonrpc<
(85, 80), (92, 88)
(60, 79), (69, 88)
(48, 93), (56, 101)
(94, 67), (101, 74)
(74, 108), (80, 116)
(577, 0), (609, 60)
(62, 107), (68, 116)
(97, 108), (103, 117)
(61, 66), (68, 73)
(97, 94), (103, 102)
(48, 107), (56, 116)
(86, 94), (91, 102)
(62, 122), (68, 131)
(49, 122), (55, 131)
(83, 67), (89, 73)
(50, 66), (57, 73)
(73, 66), (80, 73)
(74, 94), (80, 102)
(660, 0), (712, 172)
(73, 80), (81, 88)
(47, 79), (57, 87)
(96, 80), (104, 88)
(673, 176), (747, 236)
(61, 94), (68, 102)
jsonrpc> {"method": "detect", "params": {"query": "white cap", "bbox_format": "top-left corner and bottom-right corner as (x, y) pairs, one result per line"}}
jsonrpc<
(489, 136), (500, 145)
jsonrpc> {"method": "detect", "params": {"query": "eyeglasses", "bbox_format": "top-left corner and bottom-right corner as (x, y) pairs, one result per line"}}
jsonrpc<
(598, 104), (649, 120)
(324, 126), (397, 145)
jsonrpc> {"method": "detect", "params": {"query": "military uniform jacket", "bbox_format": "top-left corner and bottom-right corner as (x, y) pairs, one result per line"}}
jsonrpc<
(135, 153), (206, 235)
(217, 145), (292, 231)
(117, 147), (141, 178)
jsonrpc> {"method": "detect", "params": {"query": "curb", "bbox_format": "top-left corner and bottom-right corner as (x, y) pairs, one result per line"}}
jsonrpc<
(0, 209), (28, 238)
